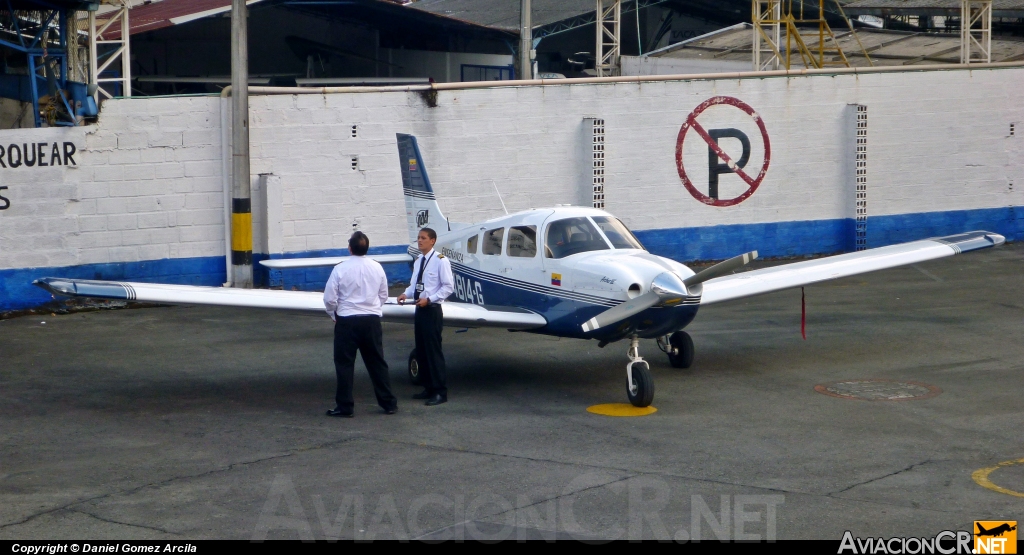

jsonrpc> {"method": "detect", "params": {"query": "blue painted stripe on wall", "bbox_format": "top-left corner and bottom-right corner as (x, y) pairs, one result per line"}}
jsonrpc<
(0, 256), (226, 312)
(3, 207), (1020, 312)
(634, 207), (1023, 263)
(866, 206), (1024, 248)
(635, 219), (855, 262)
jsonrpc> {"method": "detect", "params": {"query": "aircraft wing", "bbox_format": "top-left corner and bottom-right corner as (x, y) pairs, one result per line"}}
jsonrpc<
(31, 279), (547, 330)
(699, 231), (1005, 306)
(260, 253), (414, 269)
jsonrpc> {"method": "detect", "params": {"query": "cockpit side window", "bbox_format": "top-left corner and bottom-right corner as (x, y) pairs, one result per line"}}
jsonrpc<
(591, 216), (645, 250)
(544, 217), (609, 259)
(507, 226), (538, 258)
(482, 228), (504, 255)
(467, 234), (478, 254)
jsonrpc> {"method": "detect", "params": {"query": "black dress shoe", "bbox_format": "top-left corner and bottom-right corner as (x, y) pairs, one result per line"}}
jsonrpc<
(412, 390), (431, 400)
(326, 408), (354, 417)
(424, 394), (447, 406)
(383, 407), (398, 415)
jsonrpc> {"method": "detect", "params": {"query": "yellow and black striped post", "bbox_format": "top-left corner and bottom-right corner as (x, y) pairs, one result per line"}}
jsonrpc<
(231, 197), (253, 286)
(229, 0), (252, 288)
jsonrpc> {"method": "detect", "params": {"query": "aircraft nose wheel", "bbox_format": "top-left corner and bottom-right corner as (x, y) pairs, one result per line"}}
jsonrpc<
(625, 336), (654, 407)
(627, 360), (654, 407)
(407, 349), (423, 386)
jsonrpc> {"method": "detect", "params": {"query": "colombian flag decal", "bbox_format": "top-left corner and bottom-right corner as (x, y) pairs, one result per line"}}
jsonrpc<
(551, 273), (561, 286)
(409, 159), (418, 171)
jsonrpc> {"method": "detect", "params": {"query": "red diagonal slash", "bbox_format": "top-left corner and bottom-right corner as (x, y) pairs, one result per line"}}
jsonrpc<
(687, 115), (758, 189)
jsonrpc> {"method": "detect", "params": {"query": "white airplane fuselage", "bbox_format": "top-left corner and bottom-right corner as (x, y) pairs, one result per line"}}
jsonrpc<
(421, 206), (702, 341)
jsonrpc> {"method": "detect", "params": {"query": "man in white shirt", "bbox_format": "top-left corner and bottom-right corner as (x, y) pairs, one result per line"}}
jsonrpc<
(323, 231), (397, 417)
(395, 228), (452, 407)
(397, 227), (454, 406)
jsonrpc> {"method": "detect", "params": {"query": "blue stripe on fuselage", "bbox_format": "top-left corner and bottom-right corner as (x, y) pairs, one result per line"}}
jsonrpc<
(449, 264), (699, 341)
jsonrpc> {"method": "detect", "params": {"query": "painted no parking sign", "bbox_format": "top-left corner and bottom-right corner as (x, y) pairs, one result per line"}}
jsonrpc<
(675, 96), (771, 207)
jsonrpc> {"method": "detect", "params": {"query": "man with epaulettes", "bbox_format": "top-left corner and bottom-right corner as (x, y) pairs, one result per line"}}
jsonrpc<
(397, 227), (454, 406)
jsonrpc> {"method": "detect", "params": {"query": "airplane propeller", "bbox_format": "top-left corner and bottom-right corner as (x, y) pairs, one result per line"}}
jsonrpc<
(683, 250), (758, 287)
(580, 251), (758, 333)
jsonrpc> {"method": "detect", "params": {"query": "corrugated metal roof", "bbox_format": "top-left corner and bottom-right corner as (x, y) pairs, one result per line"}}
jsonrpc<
(408, 0), (605, 32)
(646, 23), (1024, 66)
(97, 0), (266, 39)
(99, 0), (502, 39)
(842, 0), (1024, 16)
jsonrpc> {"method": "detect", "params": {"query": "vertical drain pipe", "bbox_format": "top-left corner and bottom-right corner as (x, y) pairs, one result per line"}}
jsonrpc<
(230, 0), (252, 287)
(220, 87), (233, 286)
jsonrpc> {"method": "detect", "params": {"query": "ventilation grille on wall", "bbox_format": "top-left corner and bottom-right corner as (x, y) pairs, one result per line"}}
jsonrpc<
(855, 105), (868, 251)
(592, 118), (605, 209)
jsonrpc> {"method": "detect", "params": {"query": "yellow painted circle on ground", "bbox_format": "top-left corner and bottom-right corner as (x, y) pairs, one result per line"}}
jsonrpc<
(586, 403), (657, 417)
(972, 457), (1024, 498)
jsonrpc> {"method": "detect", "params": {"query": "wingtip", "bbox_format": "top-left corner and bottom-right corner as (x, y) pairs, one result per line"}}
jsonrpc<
(985, 232), (1006, 246)
(32, 277), (69, 296)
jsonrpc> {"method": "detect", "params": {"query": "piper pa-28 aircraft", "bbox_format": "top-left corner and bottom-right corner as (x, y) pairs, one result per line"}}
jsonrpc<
(35, 134), (1006, 407)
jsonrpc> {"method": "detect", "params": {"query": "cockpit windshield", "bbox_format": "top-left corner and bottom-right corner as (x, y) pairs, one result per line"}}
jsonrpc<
(544, 217), (610, 259)
(591, 216), (645, 250)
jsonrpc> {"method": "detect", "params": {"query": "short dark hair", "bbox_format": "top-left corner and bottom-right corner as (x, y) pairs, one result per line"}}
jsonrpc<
(349, 231), (370, 256)
(419, 227), (437, 240)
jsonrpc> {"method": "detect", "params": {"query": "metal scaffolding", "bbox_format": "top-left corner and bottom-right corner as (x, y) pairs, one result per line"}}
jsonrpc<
(961, 0), (992, 63)
(596, 0), (620, 77)
(751, 0), (872, 71)
(0, 0), (84, 127)
(752, 1), (782, 71)
(89, 0), (131, 100)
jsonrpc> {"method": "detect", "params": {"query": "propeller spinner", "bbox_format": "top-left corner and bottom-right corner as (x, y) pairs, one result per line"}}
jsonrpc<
(580, 251), (758, 333)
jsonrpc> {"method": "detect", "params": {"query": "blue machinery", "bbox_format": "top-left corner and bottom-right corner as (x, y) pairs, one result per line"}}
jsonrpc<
(0, 0), (94, 127)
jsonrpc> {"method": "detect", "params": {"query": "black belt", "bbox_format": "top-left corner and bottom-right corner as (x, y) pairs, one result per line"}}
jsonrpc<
(415, 304), (442, 311)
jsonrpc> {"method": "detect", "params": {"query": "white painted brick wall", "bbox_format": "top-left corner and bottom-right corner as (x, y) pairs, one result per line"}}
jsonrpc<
(2, 67), (1023, 277)
(0, 96), (224, 271)
(214, 67), (1024, 255)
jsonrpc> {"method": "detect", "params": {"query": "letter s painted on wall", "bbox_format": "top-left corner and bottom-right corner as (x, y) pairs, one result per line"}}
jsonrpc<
(0, 186), (10, 210)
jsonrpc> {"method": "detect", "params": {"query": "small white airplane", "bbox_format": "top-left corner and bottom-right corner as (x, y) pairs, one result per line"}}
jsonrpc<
(35, 134), (1006, 407)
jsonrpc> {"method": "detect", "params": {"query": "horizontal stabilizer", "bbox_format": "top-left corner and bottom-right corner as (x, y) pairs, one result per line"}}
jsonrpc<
(700, 231), (1005, 306)
(260, 253), (414, 269)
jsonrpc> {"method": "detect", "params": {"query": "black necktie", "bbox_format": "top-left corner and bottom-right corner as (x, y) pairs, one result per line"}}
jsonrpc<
(414, 252), (434, 301)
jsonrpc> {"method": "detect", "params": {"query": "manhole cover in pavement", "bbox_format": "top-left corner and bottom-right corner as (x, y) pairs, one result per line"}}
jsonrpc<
(814, 379), (941, 401)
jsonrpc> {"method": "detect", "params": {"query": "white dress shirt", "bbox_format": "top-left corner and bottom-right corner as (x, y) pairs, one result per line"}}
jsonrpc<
(403, 248), (455, 304)
(323, 256), (389, 319)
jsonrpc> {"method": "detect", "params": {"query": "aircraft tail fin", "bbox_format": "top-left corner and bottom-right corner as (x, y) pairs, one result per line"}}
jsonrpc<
(977, 524), (989, 534)
(397, 133), (448, 243)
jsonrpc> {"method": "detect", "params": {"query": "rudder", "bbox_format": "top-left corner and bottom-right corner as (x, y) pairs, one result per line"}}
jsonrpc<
(397, 133), (447, 243)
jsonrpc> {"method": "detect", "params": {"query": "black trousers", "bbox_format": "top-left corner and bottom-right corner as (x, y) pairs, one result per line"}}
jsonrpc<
(414, 304), (447, 397)
(334, 315), (396, 412)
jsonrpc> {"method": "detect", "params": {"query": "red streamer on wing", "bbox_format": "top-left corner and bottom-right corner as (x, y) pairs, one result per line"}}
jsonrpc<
(801, 287), (806, 340)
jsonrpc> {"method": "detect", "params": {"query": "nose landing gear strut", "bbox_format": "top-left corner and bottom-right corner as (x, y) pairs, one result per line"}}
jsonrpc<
(626, 335), (654, 407)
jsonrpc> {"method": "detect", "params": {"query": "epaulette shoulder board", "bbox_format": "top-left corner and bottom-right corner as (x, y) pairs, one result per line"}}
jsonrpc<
(438, 254), (445, 258)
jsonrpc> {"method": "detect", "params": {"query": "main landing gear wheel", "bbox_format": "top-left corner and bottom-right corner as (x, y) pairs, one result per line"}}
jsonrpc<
(667, 331), (694, 369)
(625, 335), (655, 407)
(407, 349), (423, 386)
